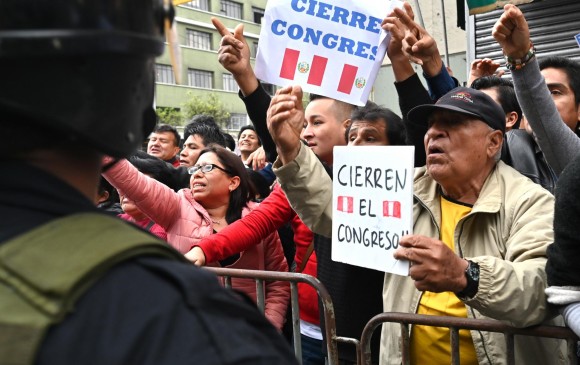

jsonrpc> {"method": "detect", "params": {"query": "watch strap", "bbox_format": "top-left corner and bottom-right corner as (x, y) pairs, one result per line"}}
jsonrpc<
(456, 260), (480, 299)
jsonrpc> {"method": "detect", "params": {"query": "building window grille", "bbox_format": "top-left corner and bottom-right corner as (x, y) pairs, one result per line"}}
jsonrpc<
(252, 7), (264, 24)
(261, 82), (276, 96)
(155, 64), (175, 84)
(220, 0), (242, 19)
(188, 69), (213, 89)
(182, 0), (209, 11)
(185, 29), (212, 50)
(227, 113), (247, 130)
(252, 41), (259, 58)
(222, 73), (238, 92)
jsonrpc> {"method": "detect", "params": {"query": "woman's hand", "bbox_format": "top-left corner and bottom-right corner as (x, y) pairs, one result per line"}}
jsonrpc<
(185, 246), (207, 267)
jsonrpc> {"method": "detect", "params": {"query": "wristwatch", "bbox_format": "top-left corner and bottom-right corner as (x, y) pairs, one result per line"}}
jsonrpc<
(456, 260), (479, 299)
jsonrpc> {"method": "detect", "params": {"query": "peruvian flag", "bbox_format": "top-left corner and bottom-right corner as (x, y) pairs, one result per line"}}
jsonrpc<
(279, 48), (359, 95)
(337, 196), (354, 213)
(383, 200), (401, 218)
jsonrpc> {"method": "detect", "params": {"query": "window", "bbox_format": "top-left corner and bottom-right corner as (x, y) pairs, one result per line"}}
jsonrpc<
(182, 0), (209, 11)
(252, 41), (259, 58)
(227, 113), (247, 130)
(252, 7), (264, 24)
(220, 0), (242, 19)
(222, 73), (238, 92)
(155, 64), (175, 84)
(185, 29), (212, 50)
(261, 82), (276, 96)
(188, 69), (213, 89)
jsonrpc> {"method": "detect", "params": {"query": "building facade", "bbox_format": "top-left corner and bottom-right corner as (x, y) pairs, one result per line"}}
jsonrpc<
(155, 0), (269, 133)
(156, 0), (469, 130)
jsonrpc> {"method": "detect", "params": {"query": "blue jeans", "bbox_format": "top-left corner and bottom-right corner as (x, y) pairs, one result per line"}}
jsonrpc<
(300, 334), (325, 365)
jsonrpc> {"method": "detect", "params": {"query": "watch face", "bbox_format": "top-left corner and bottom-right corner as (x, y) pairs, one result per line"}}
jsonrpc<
(467, 263), (480, 281)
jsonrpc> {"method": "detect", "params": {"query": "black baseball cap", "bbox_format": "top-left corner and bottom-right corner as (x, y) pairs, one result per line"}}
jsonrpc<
(408, 87), (506, 133)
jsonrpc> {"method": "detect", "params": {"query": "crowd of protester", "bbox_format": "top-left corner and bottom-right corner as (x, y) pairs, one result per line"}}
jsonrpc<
(98, 2), (580, 364)
(3, 0), (580, 364)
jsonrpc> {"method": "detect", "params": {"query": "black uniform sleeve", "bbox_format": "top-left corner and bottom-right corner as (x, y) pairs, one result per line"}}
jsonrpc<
(37, 258), (298, 365)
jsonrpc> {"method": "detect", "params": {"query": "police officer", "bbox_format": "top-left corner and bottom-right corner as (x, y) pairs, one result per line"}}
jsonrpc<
(0, 1), (297, 364)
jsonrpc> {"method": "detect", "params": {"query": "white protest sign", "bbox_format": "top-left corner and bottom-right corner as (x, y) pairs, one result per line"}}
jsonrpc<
(332, 146), (414, 275)
(255, 0), (403, 106)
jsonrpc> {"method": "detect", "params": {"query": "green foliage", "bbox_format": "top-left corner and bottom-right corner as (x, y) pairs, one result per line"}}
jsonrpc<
(181, 92), (231, 128)
(155, 107), (184, 126)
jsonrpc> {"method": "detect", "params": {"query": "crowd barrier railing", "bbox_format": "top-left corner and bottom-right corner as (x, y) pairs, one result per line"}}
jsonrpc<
(207, 267), (579, 365)
(206, 267), (355, 365)
(360, 312), (579, 365)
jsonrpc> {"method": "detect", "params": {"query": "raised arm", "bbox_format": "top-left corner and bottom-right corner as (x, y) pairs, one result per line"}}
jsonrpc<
(493, 4), (580, 176)
(382, 4), (433, 167)
(213, 18), (277, 162)
(265, 85), (334, 237)
(389, 4), (456, 101)
(103, 159), (181, 229)
(213, 17), (258, 97)
(186, 185), (295, 265)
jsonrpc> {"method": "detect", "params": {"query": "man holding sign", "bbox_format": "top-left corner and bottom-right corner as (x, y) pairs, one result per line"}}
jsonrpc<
(269, 84), (562, 364)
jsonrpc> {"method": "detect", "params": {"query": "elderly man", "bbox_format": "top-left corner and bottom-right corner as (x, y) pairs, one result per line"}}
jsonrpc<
(268, 86), (564, 364)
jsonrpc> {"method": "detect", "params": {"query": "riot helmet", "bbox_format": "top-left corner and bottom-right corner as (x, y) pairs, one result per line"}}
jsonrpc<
(0, 0), (173, 157)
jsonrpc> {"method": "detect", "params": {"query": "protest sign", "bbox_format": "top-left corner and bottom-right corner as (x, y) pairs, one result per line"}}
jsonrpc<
(332, 146), (414, 276)
(255, 0), (403, 106)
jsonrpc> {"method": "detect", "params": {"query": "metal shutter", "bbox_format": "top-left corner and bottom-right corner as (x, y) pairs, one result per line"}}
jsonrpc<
(468, 0), (580, 67)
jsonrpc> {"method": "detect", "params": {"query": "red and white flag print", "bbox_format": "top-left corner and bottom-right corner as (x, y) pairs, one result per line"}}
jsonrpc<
(337, 196), (354, 213)
(279, 48), (359, 95)
(383, 200), (401, 218)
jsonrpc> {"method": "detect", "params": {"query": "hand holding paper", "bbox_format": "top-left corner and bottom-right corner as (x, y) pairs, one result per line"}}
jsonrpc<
(394, 235), (468, 293)
(267, 85), (304, 165)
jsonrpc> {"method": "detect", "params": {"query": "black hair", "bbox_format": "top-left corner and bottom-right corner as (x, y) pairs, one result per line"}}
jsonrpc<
(128, 150), (182, 192)
(152, 124), (180, 147)
(97, 176), (119, 206)
(246, 168), (271, 202)
(183, 115), (226, 147)
(471, 76), (522, 129)
(308, 93), (354, 123)
(222, 132), (236, 151)
(198, 145), (255, 224)
(346, 101), (406, 145)
(539, 56), (580, 105)
(237, 124), (261, 146)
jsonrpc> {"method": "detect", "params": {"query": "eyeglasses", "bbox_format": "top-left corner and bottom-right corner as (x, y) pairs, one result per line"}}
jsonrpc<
(188, 163), (230, 175)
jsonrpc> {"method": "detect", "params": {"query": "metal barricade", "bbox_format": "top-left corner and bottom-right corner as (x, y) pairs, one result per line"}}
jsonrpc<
(359, 312), (579, 365)
(207, 267), (357, 365)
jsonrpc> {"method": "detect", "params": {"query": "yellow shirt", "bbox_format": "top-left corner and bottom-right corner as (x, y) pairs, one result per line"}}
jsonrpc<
(409, 196), (478, 365)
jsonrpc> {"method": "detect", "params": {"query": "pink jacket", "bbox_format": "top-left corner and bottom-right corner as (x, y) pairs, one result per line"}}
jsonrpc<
(104, 159), (289, 329)
(117, 213), (168, 241)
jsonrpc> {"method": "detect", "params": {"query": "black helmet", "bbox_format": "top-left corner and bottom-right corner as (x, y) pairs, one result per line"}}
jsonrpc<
(0, 0), (173, 157)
